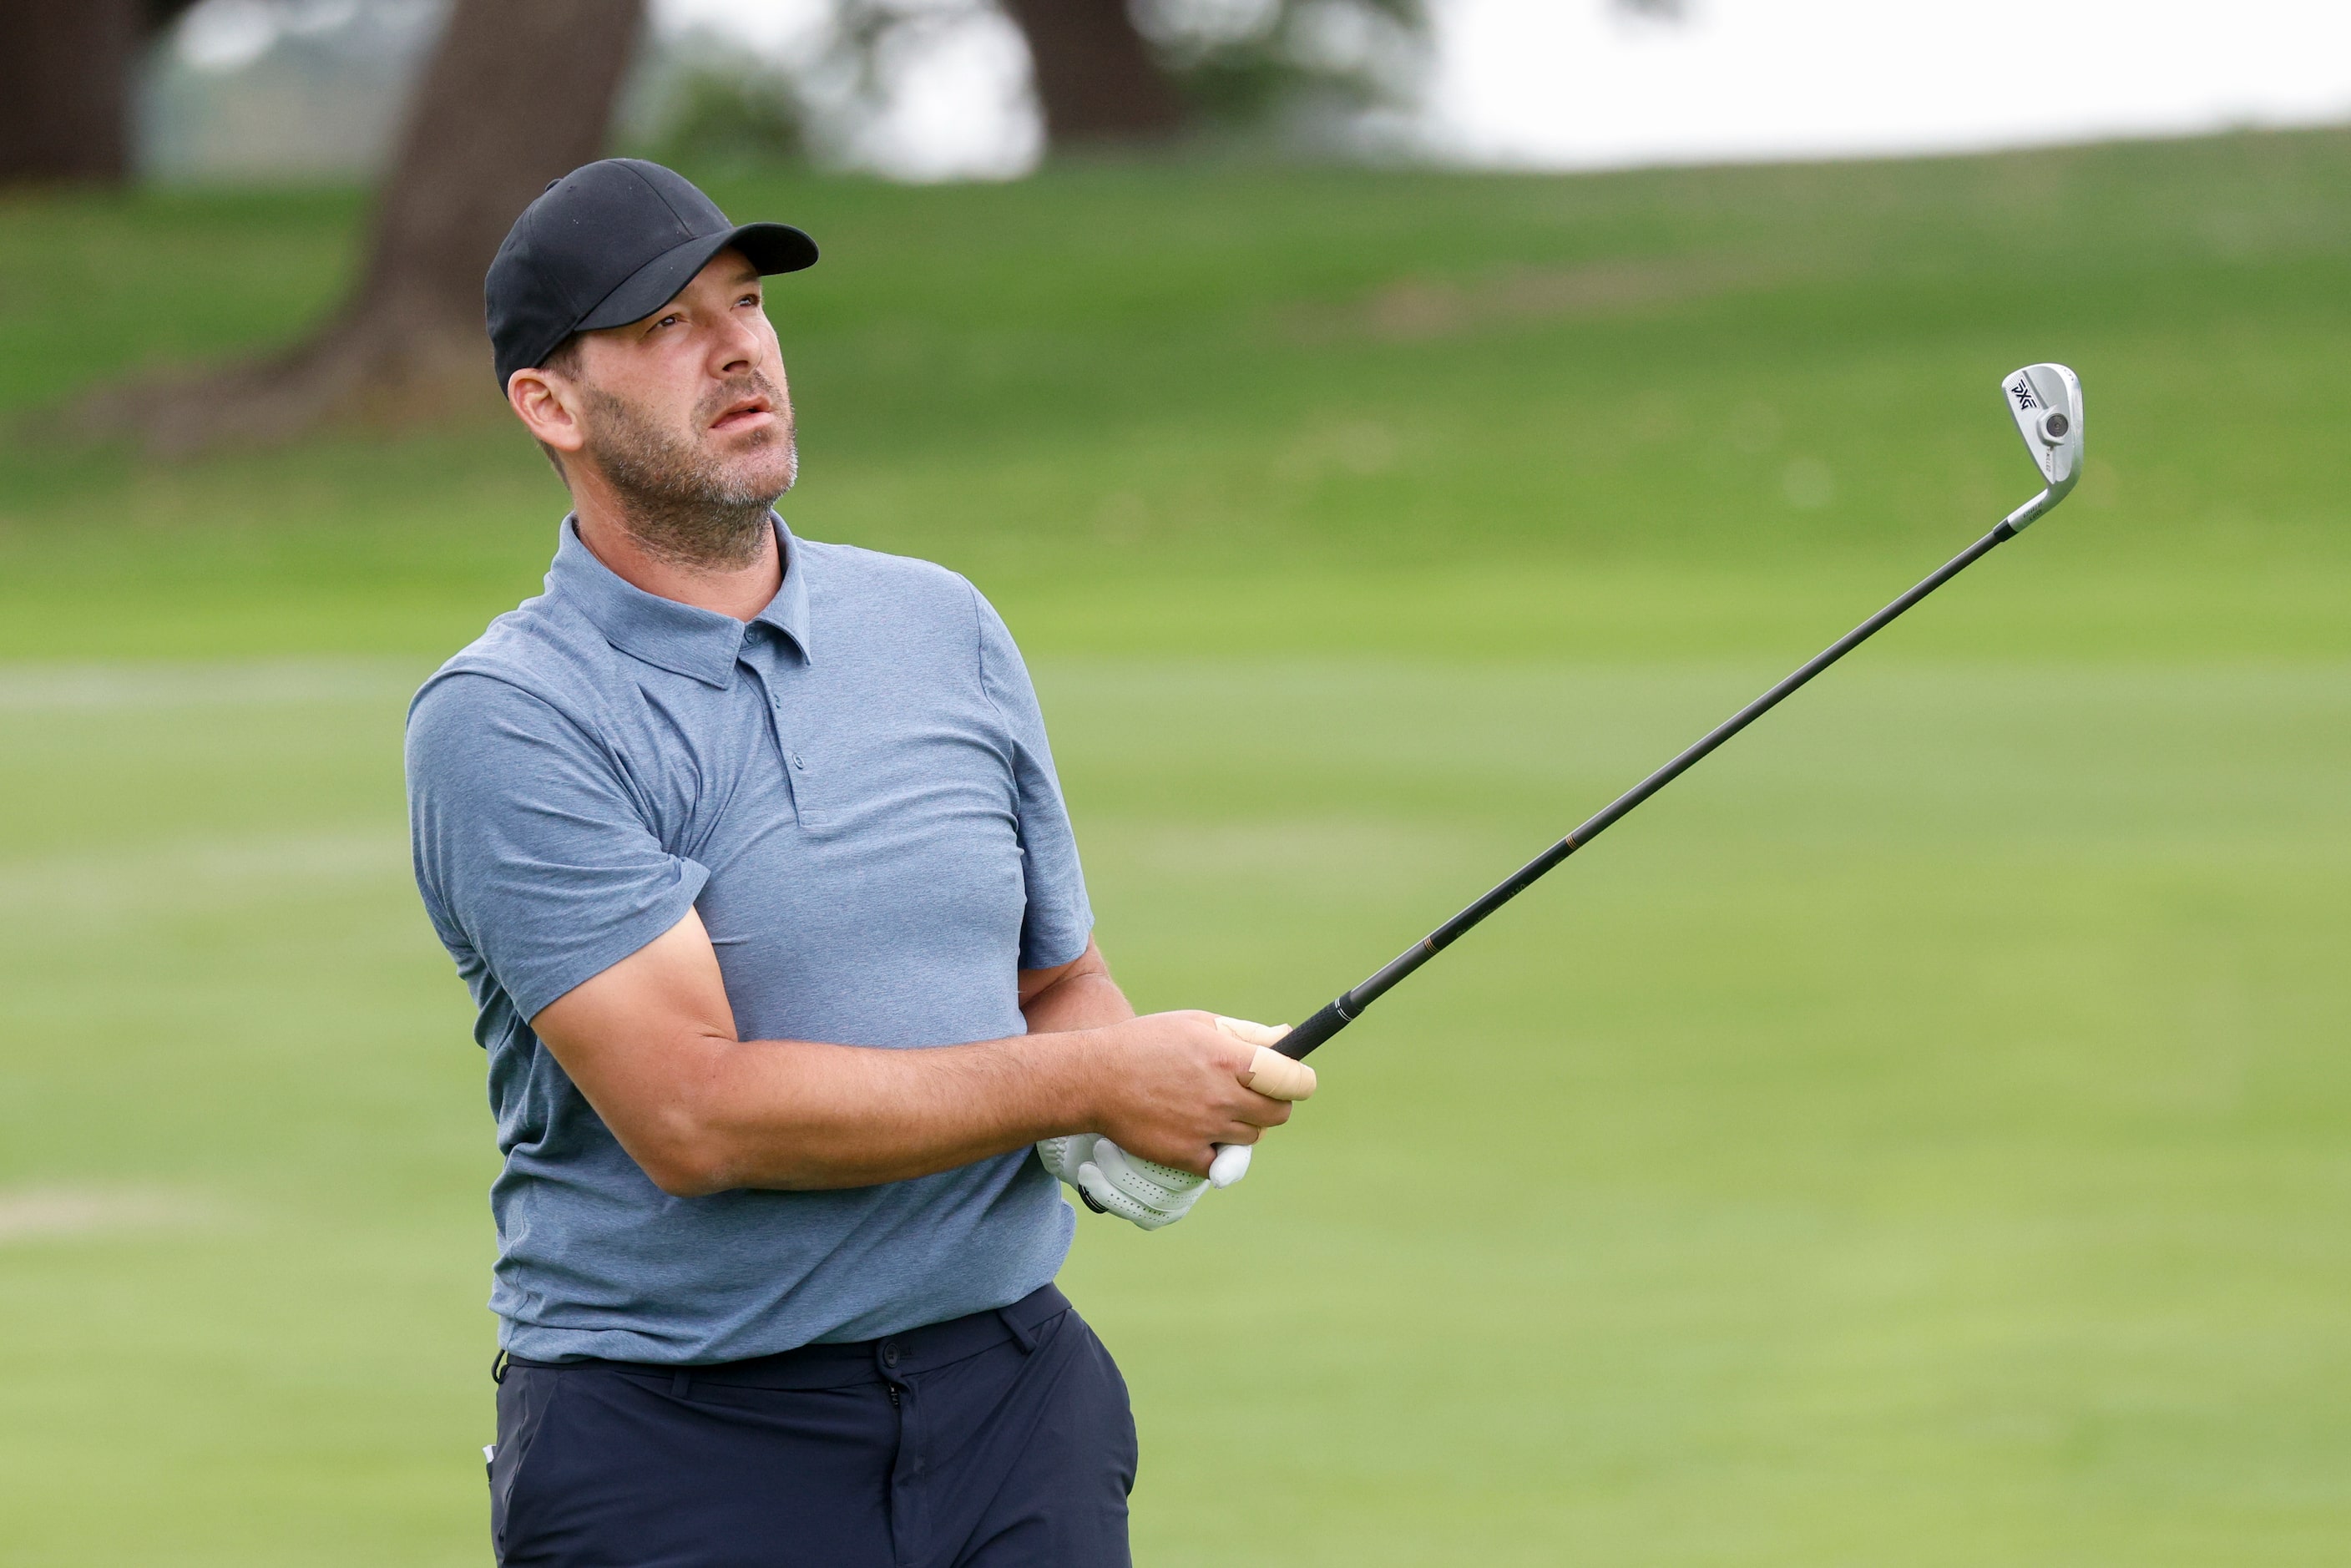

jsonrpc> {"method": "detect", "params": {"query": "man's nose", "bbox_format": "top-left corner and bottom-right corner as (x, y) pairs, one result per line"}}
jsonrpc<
(710, 311), (763, 375)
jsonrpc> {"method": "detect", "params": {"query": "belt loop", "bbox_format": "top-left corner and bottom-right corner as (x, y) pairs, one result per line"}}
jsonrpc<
(997, 1282), (1066, 1354)
(670, 1368), (694, 1399)
(491, 1348), (510, 1386)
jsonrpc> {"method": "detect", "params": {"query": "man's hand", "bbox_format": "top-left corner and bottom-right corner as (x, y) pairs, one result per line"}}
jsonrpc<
(1083, 1012), (1314, 1174)
(1039, 1015), (1317, 1231)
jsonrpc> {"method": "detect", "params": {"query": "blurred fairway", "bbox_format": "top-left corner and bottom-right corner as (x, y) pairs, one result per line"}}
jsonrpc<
(3, 129), (2348, 1565)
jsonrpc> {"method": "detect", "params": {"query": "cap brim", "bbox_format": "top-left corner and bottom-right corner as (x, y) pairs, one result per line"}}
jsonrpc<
(574, 221), (818, 335)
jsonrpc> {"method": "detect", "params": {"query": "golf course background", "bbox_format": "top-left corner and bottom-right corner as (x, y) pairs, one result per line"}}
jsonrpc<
(3, 128), (2348, 1564)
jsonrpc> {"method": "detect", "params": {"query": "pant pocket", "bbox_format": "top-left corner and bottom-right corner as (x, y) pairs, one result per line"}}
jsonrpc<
(488, 1368), (568, 1563)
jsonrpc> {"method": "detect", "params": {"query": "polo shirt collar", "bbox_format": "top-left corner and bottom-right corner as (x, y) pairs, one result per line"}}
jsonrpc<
(549, 513), (811, 687)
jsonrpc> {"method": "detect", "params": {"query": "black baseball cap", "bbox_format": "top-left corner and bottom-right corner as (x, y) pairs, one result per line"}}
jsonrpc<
(485, 158), (817, 390)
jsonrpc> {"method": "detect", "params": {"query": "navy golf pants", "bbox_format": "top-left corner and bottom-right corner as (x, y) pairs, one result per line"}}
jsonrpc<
(489, 1285), (1135, 1567)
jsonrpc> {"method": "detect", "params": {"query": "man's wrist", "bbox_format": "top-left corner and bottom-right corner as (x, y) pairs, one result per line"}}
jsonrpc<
(1011, 1024), (1114, 1142)
(1019, 962), (1135, 1035)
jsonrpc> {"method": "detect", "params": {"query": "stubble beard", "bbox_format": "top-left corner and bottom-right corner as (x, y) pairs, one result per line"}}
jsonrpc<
(581, 372), (800, 572)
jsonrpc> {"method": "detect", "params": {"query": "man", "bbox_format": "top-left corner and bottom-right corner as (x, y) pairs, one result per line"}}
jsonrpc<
(404, 159), (1317, 1566)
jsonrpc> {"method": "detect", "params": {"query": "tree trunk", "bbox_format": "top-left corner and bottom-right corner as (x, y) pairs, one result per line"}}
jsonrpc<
(0, 0), (141, 185)
(1, 2), (214, 187)
(998, 0), (1186, 144)
(347, 0), (646, 379)
(94, 0), (646, 452)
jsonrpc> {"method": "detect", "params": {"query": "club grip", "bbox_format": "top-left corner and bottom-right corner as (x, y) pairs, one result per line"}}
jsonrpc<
(1275, 1000), (1352, 1060)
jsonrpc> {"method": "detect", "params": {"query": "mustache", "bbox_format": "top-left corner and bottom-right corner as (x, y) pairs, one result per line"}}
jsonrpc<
(696, 371), (788, 428)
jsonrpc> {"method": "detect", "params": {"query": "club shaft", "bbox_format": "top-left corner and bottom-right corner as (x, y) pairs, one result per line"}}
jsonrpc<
(1275, 512), (2030, 1060)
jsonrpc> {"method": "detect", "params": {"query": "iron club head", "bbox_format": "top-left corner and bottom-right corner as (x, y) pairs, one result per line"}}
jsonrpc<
(1998, 362), (2085, 532)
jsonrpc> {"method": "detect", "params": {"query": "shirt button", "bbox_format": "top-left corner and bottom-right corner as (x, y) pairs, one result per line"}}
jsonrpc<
(790, 752), (806, 771)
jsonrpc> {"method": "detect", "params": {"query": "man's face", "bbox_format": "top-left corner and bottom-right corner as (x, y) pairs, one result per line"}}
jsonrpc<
(563, 250), (799, 552)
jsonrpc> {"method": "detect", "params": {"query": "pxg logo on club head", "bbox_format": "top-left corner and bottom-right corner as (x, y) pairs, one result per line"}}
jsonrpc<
(2003, 362), (2084, 491)
(1999, 362), (2084, 532)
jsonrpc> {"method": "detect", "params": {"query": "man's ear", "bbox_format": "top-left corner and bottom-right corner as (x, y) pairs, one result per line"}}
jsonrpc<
(508, 367), (587, 459)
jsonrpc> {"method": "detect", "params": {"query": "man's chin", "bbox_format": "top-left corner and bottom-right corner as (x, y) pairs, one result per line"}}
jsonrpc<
(705, 443), (798, 506)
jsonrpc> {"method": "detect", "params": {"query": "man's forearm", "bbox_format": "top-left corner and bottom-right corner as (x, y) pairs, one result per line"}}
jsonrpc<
(532, 918), (1272, 1196)
(681, 959), (1136, 1194)
(664, 1029), (1107, 1196)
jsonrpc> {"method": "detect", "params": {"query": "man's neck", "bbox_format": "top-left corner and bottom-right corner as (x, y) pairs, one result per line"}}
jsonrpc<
(573, 494), (784, 624)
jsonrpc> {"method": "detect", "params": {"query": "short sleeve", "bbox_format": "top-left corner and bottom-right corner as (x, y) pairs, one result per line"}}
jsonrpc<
(971, 587), (1095, 971)
(406, 672), (709, 1022)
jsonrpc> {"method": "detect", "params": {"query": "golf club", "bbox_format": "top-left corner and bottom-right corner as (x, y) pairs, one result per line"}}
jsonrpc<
(1203, 363), (2084, 1188)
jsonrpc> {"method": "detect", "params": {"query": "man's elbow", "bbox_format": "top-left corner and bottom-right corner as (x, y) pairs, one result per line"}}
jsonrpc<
(598, 1049), (839, 1195)
(629, 1120), (826, 1196)
(641, 1149), (731, 1198)
(625, 1117), (741, 1198)
(609, 1044), (762, 1196)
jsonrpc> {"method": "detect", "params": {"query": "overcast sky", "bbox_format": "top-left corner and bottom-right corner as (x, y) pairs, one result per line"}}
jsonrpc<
(658, 0), (2351, 179)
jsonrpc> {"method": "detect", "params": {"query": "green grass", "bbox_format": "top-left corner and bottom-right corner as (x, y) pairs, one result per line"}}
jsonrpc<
(3, 129), (2348, 1565)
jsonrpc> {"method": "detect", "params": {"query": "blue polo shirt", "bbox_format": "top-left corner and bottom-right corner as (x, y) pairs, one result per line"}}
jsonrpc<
(404, 518), (1092, 1363)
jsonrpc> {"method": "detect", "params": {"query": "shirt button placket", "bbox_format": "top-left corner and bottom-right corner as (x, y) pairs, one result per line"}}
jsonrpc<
(758, 678), (809, 822)
(751, 645), (820, 828)
(783, 737), (817, 824)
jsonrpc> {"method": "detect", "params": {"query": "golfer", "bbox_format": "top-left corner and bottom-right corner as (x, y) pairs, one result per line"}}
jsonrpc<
(403, 159), (1315, 1567)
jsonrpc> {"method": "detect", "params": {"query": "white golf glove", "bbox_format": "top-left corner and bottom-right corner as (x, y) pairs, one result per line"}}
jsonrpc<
(1037, 1132), (1210, 1231)
(1035, 1016), (1315, 1232)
